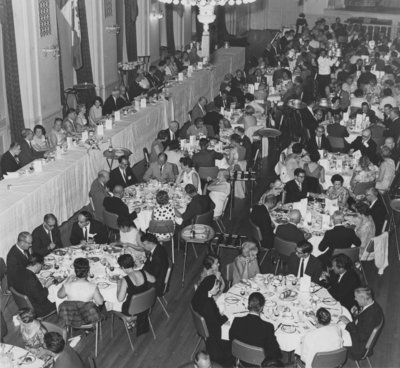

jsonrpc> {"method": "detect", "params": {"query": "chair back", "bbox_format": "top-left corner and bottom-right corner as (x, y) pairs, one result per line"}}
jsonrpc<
(161, 259), (173, 297)
(353, 181), (375, 196)
(248, 218), (262, 243)
(231, 339), (266, 366)
(328, 136), (346, 153)
(311, 347), (347, 368)
(103, 210), (119, 231)
(148, 219), (175, 235)
(194, 210), (214, 226)
(225, 262), (234, 287)
(88, 357), (97, 368)
(41, 321), (67, 341)
(273, 237), (297, 258)
(127, 287), (156, 316)
(364, 318), (384, 356)
(0, 257), (7, 290)
(10, 287), (34, 310)
(198, 166), (219, 180)
(89, 194), (95, 213)
(143, 148), (150, 168)
(189, 304), (209, 340)
(332, 247), (360, 264)
(205, 124), (215, 138)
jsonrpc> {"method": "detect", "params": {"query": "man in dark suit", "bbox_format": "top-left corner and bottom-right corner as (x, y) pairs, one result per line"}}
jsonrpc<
(340, 287), (384, 360)
(146, 65), (163, 90)
(327, 114), (350, 139)
(102, 87), (127, 116)
(160, 121), (180, 149)
(234, 127), (253, 166)
(143, 153), (177, 183)
(229, 292), (283, 366)
(365, 187), (387, 235)
(19, 129), (46, 167)
(275, 209), (310, 244)
(214, 90), (234, 110)
(387, 108), (400, 143)
(318, 211), (361, 265)
(109, 155), (137, 190)
(141, 233), (169, 297)
(204, 108), (224, 137)
(263, 42), (279, 67)
(179, 184), (215, 227)
(44, 332), (84, 368)
(300, 102), (319, 138)
(103, 185), (137, 223)
(307, 126), (331, 154)
(360, 102), (378, 125)
(192, 138), (223, 169)
(191, 97), (207, 123)
(89, 170), (111, 222)
(246, 68), (267, 85)
(250, 195), (276, 249)
(32, 214), (63, 256)
(6, 232), (32, 288)
(69, 211), (108, 245)
(349, 128), (378, 164)
(327, 254), (360, 311)
(287, 240), (323, 283)
(0, 142), (21, 176)
(14, 254), (56, 317)
(283, 168), (311, 204)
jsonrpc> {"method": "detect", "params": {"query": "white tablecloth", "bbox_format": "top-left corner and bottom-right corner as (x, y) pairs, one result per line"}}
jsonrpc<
(216, 275), (352, 353)
(0, 344), (45, 367)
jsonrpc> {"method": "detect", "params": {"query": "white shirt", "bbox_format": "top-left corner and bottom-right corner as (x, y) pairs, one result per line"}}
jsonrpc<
(297, 256), (310, 278)
(369, 199), (377, 209)
(317, 56), (337, 75)
(338, 271), (346, 283)
(119, 168), (127, 183)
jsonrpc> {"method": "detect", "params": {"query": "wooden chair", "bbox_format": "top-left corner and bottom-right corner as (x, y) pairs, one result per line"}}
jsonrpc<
(189, 304), (209, 361)
(156, 258), (173, 319)
(353, 181), (376, 196)
(294, 347), (347, 368)
(148, 220), (176, 263)
(248, 218), (269, 266)
(111, 288), (156, 351)
(103, 209), (119, 242)
(273, 237), (297, 274)
(225, 262), (235, 288)
(231, 339), (266, 367)
(41, 321), (67, 341)
(355, 319), (384, 368)
(328, 136), (346, 153)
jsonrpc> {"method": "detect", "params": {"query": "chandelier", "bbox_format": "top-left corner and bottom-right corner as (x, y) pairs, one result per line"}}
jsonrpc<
(158, 0), (256, 5)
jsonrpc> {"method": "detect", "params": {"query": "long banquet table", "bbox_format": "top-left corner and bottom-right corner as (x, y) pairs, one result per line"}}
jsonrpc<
(0, 47), (245, 258)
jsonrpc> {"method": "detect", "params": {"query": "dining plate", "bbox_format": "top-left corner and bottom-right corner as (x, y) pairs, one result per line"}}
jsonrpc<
(281, 325), (296, 334)
(225, 296), (239, 304)
(323, 298), (338, 306)
(42, 264), (52, 270)
(53, 249), (67, 256)
(88, 257), (100, 262)
(41, 271), (51, 278)
(97, 282), (110, 289)
(265, 299), (277, 307)
(19, 354), (36, 364)
(108, 275), (120, 283)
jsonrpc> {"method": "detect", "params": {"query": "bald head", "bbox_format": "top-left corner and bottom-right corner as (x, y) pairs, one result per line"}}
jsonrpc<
(113, 185), (124, 198)
(362, 128), (371, 140)
(384, 137), (395, 150)
(98, 170), (110, 184)
(289, 209), (301, 224)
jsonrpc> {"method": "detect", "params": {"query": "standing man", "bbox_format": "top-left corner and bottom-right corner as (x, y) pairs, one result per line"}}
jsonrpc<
(365, 187), (387, 235)
(6, 232), (32, 288)
(32, 214), (63, 256)
(317, 49), (337, 97)
(89, 170), (111, 221)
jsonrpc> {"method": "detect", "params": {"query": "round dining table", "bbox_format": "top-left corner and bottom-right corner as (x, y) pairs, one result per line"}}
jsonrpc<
(0, 344), (45, 368)
(216, 274), (352, 353)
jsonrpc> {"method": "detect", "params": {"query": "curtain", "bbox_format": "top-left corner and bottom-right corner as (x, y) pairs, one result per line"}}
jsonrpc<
(165, 3), (175, 54)
(125, 0), (138, 62)
(55, 10), (66, 116)
(1, 0), (25, 141)
(116, 0), (124, 63)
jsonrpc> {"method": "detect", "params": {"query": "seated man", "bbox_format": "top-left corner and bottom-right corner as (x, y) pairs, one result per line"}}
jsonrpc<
(109, 156), (137, 190)
(327, 254), (361, 311)
(349, 128), (378, 165)
(187, 117), (209, 138)
(143, 153), (177, 183)
(89, 170), (111, 222)
(191, 97), (207, 123)
(287, 240), (323, 284)
(244, 93), (265, 114)
(318, 211), (361, 266)
(69, 211), (108, 245)
(283, 168), (311, 204)
(214, 90), (234, 110)
(275, 209), (310, 244)
(327, 114), (350, 139)
(103, 185), (138, 223)
(307, 126), (331, 154)
(300, 308), (344, 368)
(192, 138), (223, 169)
(7, 232), (32, 288)
(14, 254), (56, 318)
(102, 86), (127, 116)
(0, 142), (21, 176)
(339, 287), (384, 360)
(177, 184), (215, 227)
(32, 214), (63, 256)
(250, 195), (276, 249)
(141, 233), (168, 297)
(19, 128), (46, 167)
(365, 187), (387, 235)
(44, 332), (84, 368)
(161, 121), (180, 149)
(229, 292), (282, 367)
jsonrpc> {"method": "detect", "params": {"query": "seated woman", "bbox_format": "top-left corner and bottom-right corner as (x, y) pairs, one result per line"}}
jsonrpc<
(75, 104), (94, 132)
(350, 156), (378, 191)
(304, 151), (325, 184)
(187, 117), (209, 138)
(57, 258), (104, 306)
(150, 130), (168, 163)
(115, 216), (144, 257)
(354, 202), (376, 261)
(88, 96), (103, 126)
(117, 254), (155, 333)
(191, 275), (234, 366)
(32, 125), (49, 152)
(376, 145), (396, 193)
(207, 170), (231, 219)
(325, 174), (350, 209)
(199, 254), (226, 293)
(176, 157), (201, 194)
(232, 241), (260, 285)
(258, 179), (284, 204)
(237, 105), (257, 131)
(218, 118), (234, 142)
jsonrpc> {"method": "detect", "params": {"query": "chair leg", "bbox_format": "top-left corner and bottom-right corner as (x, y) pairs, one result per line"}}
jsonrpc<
(157, 297), (170, 319)
(260, 248), (269, 266)
(190, 336), (203, 361)
(171, 237), (175, 264)
(367, 357), (373, 368)
(111, 313), (114, 338)
(148, 316), (156, 340)
(355, 361), (361, 368)
(191, 243), (198, 258)
(122, 320), (135, 352)
(274, 258), (280, 275)
(162, 296), (168, 305)
(94, 322), (98, 358)
(361, 262), (368, 286)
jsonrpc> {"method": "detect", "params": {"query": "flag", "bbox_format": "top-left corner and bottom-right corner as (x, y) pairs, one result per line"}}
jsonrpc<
(59, 0), (82, 70)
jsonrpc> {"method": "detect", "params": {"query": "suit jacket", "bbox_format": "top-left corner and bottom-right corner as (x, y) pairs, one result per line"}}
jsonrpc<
(109, 166), (137, 189)
(19, 139), (44, 167)
(143, 162), (176, 183)
(229, 314), (282, 362)
(53, 345), (84, 368)
(6, 245), (29, 288)
(369, 198), (387, 236)
(69, 220), (108, 246)
(160, 128), (180, 149)
(250, 205), (274, 249)
(103, 196), (137, 222)
(144, 245), (169, 296)
(300, 108), (318, 135)
(349, 137), (377, 164)
(181, 194), (215, 226)
(275, 223), (305, 244)
(102, 95), (127, 116)
(241, 135), (253, 163)
(192, 149), (223, 169)
(287, 253), (323, 283)
(0, 151), (21, 175)
(146, 72), (163, 89)
(284, 179), (309, 204)
(328, 270), (360, 311)
(213, 95), (234, 110)
(307, 135), (331, 153)
(32, 224), (63, 256)
(191, 104), (206, 122)
(14, 268), (56, 317)
(89, 179), (110, 221)
(346, 302), (384, 360)
(129, 81), (148, 99)
(327, 123), (349, 138)
(204, 111), (223, 136)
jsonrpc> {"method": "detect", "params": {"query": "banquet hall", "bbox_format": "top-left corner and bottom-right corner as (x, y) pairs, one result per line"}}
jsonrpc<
(1, 0), (400, 367)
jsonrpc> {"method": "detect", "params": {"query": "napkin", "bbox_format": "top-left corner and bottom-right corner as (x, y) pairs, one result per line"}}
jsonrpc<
(114, 111), (121, 121)
(299, 275), (311, 293)
(105, 119), (113, 130)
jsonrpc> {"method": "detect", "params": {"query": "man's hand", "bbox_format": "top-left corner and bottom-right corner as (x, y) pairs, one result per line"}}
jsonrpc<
(48, 242), (56, 250)
(338, 315), (350, 325)
(304, 232), (312, 240)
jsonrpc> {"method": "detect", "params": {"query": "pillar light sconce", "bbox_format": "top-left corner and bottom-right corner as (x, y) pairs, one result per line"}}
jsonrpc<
(150, 11), (164, 19)
(105, 24), (121, 34)
(42, 45), (60, 58)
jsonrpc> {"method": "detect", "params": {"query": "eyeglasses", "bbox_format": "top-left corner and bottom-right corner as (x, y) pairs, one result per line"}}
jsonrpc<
(297, 175), (305, 179)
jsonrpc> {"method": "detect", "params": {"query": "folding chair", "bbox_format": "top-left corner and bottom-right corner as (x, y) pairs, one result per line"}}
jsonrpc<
(156, 258), (173, 319)
(189, 304), (209, 361)
(148, 220), (176, 263)
(248, 218), (269, 266)
(232, 339), (266, 367)
(355, 319), (384, 368)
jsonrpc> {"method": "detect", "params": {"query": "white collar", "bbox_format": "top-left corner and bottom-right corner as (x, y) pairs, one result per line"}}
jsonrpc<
(361, 301), (374, 313)
(369, 199), (377, 208)
(16, 244), (26, 254)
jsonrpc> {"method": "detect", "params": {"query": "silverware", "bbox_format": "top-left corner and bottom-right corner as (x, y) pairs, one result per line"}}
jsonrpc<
(312, 287), (323, 294)
(7, 345), (15, 353)
(228, 291), (243, 298)
(274, 323), (282, 332)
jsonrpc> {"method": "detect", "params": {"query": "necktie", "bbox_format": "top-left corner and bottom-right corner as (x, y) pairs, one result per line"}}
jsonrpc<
(83, 226), (88, 241)
(122, 170), (127, 183)
(317, 137), (321, 149)
(299, 259), (304, 277)
(48, 230), (53, 242)
(160, 165), (163, 176)
(298, 182), (302, 191)
(171, 132), (175, 141)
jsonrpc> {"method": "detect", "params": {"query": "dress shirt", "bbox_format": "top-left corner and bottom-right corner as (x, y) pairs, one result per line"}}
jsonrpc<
(338, 271), (346, 283)
(295, 179), (302, 191)
(318, 56), (337, 75)
(369, 199), (377, 209)
(16, 244), (28, 258)
(44, 225), (53, 242)
(119, 168), (127, 184)
(316, 136), (322, 149)
(169, 129), (175, 141)
(297, 256), (310, 278)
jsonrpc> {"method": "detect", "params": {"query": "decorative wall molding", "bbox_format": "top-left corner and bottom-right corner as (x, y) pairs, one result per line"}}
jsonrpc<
(39, 0), (51, 37)
(104, 0), (112, 18)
